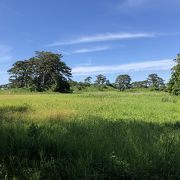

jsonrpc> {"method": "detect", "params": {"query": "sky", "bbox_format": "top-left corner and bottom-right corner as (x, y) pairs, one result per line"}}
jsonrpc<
(0, 0), (180, 84)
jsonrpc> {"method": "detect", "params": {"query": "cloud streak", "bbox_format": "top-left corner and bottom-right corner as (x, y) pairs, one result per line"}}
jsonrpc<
(72, 59), (174, 76)
(47, 32), (155, 47)
(62, 46), (111, 55)
(72, 46), (111, 54)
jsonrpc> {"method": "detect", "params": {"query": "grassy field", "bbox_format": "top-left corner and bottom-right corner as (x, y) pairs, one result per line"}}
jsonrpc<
(0, 91), (180, 179)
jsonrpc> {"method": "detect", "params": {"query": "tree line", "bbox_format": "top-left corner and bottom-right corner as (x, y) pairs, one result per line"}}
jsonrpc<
(2, 51), (180, 95)
(70, 73), (166, 91)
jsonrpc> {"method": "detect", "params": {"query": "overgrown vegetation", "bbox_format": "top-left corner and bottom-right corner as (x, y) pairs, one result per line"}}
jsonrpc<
(0, 92), (180, 179)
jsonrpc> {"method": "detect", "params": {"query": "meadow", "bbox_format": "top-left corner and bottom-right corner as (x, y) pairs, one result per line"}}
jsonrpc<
(0, 90), (180, 179)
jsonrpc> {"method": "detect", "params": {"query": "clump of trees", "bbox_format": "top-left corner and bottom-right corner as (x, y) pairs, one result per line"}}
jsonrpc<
(168, 54), (180, 95)
(131, 80), (148, 89)
(69, 73), (166, 92)
(147, 74), (165, 91)
(7, 50), (180, 94)
(8, 51), (72, 92)
(114, 73), (165, 91)
(115, 74), (131, 91)
(95, 74), (111, 90)
(130, 74), (166, 91)
(70, 74), (113, 91)
(95, 74), (107, 86)
(84, 76), (92, 86)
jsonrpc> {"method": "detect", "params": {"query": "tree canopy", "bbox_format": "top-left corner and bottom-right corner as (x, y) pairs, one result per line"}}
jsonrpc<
(84, 76), (92, 86)
(115, 74), (131, 91)
(95, 74), (107, 86)
(8, 51), (72, 92)
(131, 80), (148, 89)
(147, 74), (165, 91)
(168, 54), (180, 95)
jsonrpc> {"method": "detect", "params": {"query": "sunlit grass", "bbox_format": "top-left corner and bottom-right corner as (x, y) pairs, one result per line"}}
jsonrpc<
(0, 91), (180, 179)
(0, 91), (179, 123)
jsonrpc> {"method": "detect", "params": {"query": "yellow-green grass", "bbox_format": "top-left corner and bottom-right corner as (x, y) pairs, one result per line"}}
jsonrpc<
(0, 91), (180, 123)
(0, 91), (180, 179)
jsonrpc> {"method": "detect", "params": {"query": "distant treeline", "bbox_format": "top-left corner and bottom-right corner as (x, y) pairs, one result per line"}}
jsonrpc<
(69, 73), (166, 92)
(1, 51), (180, 95)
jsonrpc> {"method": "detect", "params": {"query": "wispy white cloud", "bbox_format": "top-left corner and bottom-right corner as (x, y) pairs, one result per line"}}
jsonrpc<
(73, 59), (93, 67)
(47, 32), (155, 47)
(61, 46), (111, 55)
(72, 46), (111, 54)
(72, 59), (174, 76)
(0, 45), (12, 62)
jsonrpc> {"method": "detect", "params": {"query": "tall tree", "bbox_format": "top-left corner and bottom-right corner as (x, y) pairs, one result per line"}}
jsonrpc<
(8, 51), (72, 92)
(115, 74), (131, 91)
(95, 74), (107, 85)
(84, 76), (92, 86)
(147, 74), (165, 91)
(168, 54), (180, 95)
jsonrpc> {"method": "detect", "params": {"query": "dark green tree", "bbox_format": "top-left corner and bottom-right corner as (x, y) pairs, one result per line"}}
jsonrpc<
(105, 79), (111, 86)
(168, 54), (180, 95)
(115, 74), (131, 91)
(95, 74), (107, 85)
(147, 74), (165, 91)
(84, 76), (92, 86)
(8, 60), (33, 88)
(8, 51), (72, 92)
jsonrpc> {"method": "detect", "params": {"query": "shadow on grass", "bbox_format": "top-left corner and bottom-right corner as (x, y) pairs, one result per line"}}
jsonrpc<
(0, 107), (179, 179)
(0, 104), (30, 123)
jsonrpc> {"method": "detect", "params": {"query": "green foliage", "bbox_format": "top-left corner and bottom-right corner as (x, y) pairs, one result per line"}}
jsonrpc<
(131, 80), (148, 89)
(168, 54), (180, 95)
(84, 76), (92, 86)
(72, 84), (116, 93)
(8, 51), (72, 93)
(95, 74), (107, 86)
(115, 74), (131, 91)
(147, 74), (166, 91)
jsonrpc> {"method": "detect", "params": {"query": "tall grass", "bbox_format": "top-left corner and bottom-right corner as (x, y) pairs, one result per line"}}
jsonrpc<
(0, 91), (180, 179)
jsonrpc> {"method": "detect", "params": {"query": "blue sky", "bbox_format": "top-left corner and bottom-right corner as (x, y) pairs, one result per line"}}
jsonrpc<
(0, 0), (180, 84)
